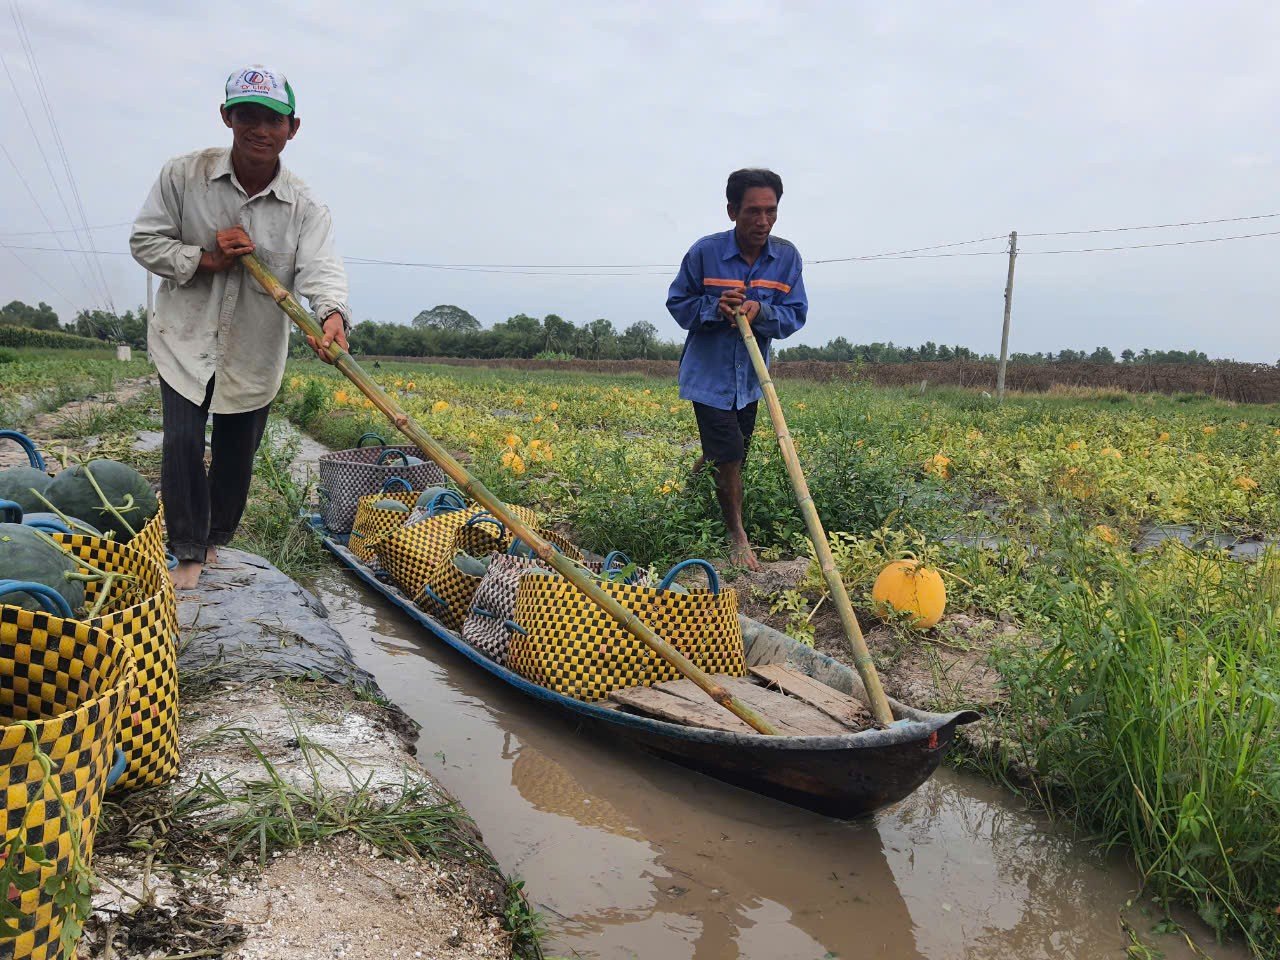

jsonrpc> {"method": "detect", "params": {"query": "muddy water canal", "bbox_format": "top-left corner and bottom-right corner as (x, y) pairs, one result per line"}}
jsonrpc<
(311, 570), (1249, 960)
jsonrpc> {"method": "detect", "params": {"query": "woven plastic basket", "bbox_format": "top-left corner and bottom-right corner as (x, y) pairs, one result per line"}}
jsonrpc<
(508, 559), (745, 702)
(0, 604), (135, 959)
(317, 435), (447, 534)
(52, 533), (180, 790)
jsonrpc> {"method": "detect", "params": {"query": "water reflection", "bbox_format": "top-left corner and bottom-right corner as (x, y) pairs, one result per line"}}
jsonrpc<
(313, 570), (1249, 960)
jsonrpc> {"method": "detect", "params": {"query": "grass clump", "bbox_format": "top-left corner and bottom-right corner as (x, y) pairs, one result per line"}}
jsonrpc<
(1002, 543), (1280, 954)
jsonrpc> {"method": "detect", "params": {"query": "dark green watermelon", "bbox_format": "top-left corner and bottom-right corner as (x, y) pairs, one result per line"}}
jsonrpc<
(44, 460), (158, 543)
(0, 522), (84, 614)
(373, 499), (410, 513)
(0, 466), (53, 514)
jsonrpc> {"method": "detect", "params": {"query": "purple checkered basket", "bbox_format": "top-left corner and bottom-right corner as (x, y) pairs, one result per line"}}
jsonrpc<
(317, 435), (446, 533)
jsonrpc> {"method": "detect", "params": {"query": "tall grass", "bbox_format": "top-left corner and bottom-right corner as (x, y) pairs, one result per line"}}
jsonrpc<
(1003, 543), (1280, 953)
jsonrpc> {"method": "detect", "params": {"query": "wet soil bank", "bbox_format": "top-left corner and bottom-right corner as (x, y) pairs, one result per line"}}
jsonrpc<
(82, 550), (515, 960)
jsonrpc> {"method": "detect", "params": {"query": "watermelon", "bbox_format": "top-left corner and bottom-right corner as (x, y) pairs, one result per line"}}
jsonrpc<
(373, 499), (410, 513)
(452, 553), (490, 577)
(22, 512), (102, 536)
(414, 486), (453, 510)
(44, 460), (158, 543)
(0, 466), (53, 515)
(0, 522), (84, 613)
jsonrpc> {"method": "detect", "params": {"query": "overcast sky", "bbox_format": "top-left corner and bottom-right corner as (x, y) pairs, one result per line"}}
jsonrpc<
(1, 1), (1278, 361)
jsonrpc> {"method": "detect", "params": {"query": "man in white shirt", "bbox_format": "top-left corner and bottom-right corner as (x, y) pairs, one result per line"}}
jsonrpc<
(131, 65), (349, 588)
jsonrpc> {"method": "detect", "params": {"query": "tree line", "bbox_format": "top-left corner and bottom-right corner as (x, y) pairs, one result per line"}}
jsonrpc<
(0, 298), (1236, 366)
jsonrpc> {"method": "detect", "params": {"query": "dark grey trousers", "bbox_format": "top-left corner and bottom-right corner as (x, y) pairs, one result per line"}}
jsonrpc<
(159, 376), (271, 562)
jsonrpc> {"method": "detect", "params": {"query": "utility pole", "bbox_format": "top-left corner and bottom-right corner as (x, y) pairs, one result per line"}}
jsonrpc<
(996, 230), (1018, 401)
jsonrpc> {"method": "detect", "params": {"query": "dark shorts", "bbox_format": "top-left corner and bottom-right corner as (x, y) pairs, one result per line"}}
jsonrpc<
(693, 401), (759, 465)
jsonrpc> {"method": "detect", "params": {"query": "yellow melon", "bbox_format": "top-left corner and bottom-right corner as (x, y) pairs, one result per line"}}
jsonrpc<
(871, 559), (946, 629)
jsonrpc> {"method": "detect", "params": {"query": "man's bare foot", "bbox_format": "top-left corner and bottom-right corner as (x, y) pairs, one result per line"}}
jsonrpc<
(205, 545), (219, 565)
(729, 539), (762, 572)
(170, 560), (203, 590)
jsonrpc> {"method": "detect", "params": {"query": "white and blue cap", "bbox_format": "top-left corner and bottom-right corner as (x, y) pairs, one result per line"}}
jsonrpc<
(224, 65), (296, 116)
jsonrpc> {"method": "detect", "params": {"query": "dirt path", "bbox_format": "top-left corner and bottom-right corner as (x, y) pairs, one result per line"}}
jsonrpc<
(80, 548), (519, 960)
(0, 375), (157, 470)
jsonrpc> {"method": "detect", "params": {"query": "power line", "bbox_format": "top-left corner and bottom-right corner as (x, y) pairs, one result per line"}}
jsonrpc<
(0, 141), (102, 306)
(1018, 228), (1280, 255)
(1023, 211), (1280, 238)
(11, 1), (116, 314)
(0, 47), (100, 304)
(0, 240), (77, 308)
(0, 220), (130, 238)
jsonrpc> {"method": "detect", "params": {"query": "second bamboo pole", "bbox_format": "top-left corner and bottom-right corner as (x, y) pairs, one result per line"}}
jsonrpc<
(734, 312), (895, 726)
(243, 253), (782, 736)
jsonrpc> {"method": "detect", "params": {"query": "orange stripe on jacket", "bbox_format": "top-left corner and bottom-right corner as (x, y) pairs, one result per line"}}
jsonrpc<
(703, 278), (743, 288)
(749, 279), (792, 293)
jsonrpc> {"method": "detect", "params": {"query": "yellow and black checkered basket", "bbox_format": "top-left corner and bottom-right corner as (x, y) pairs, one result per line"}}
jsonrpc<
(348, 489), (421, 563)
(0, 606), (135, 960)
(372, 503), (540, 600)
(411, 514), (584, 631)
(129, 499), (167, 571)
(508, 558), (745, 702)
(51, 534), (180, 791)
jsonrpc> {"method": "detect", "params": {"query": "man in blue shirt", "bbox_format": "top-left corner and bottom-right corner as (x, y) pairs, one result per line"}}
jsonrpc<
(666, 168), (807, 570)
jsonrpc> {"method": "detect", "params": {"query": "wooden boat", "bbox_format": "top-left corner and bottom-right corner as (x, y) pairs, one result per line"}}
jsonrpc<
(310, 516), (979, 818)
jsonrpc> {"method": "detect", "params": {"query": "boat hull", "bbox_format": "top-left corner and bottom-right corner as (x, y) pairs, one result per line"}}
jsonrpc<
(310, 516), (978, 818)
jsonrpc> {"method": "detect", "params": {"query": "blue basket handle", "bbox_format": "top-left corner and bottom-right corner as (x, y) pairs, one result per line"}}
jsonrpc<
(419, 585), (449, 613)
(166, 552), (179, 571)
(376, 449), (410, 466)
(503, 618), (529, 636)
(465, 513), (506, 536)
(658, 559), (720, 595)
(427, 490), (467, 516)
(0, 430), (45, 471)
(471, 606), (497, 619)
(0, 580), (74, 617)
(23, 517), (71, 534)
(105, 748), (127, 788)
(380, 476), (412, 493)
(357, 433), (386, 448)
(0, 498), (23, 524)
(602, 550), (631, 571)
(508, 537), (564, 557)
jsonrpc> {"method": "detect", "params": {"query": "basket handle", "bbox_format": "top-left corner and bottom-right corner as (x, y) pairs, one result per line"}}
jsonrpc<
(0, 430), (46, 471)
(24, 517), (71, 534)
(166, 552), (179, 571)
(357, 432), (386, 448)
(0, 579), (74, 617)
(427, 490), (467, 516)
(508, 536), (563, 557)
(602, 550), (632, 571)
(465, 513), (506, 535)
(471, 606), (497, 619)
(105, 748), (127, 788)
(419, 585), (449, 613)
(503, 618), (529, 636)
(658, 559), (720, 595)
(380, 476), (412, 493)
(0, 498), (23, 524)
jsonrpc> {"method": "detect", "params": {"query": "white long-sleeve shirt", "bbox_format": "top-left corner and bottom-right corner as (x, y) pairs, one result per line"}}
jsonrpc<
(130, 147), (350, 413)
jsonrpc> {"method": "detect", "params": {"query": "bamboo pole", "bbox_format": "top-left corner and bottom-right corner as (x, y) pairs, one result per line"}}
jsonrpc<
(242, 253), (781, 736)
(733, 312), (895, 726)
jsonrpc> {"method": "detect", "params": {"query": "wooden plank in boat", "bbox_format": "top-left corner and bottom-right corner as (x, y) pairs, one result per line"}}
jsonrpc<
(609, 675), (853, 736)
(749, 663), (874, 731)
(608, 683), (754, 733)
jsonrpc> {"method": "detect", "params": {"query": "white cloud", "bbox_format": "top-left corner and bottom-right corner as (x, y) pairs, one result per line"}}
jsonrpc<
(1, 0), (1278, 361)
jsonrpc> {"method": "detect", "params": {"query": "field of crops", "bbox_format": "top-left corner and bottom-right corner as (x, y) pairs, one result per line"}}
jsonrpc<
(2, 348), (1277, 954)
(279, 359), (1280, 954)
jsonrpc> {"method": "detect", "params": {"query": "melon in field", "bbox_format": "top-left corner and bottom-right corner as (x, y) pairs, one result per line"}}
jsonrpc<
(44, 459), (158, 543)
(0, 465), (53, 514)
(0, 522), (85, 614)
